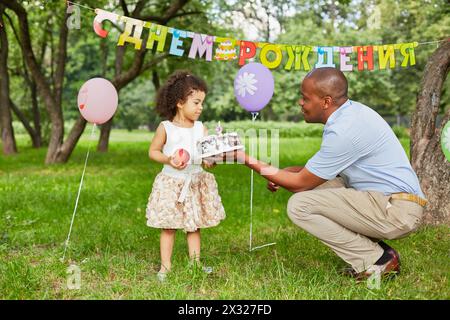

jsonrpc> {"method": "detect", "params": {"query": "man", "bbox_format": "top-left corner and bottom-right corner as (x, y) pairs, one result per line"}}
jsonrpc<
(229, 67), (426, 280)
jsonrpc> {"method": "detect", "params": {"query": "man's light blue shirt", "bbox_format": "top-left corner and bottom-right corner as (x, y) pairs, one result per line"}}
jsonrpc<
(305, 100), (424, 198)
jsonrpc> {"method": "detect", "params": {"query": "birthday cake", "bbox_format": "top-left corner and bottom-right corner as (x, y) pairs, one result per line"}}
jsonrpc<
(214, 40), (237, 61)
(197, 122), (243, 158)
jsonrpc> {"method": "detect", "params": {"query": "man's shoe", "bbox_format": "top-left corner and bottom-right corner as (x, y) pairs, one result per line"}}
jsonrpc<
(340, 265), (358, 277)
(341, 242), (401, 280)
(378, 241), (401, 265)
(355, 249), (401, 282)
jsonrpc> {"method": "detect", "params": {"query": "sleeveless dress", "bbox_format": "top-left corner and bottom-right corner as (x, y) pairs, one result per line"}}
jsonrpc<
(146, 121), (226, 232)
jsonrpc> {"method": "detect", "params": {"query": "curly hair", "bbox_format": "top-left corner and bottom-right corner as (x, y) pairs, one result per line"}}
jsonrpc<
(155, 70), (208, 120)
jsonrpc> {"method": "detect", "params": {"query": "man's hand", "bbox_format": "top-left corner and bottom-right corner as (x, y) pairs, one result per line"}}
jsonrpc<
(267, 167), (304, 193)
(267, 181), (280, 193)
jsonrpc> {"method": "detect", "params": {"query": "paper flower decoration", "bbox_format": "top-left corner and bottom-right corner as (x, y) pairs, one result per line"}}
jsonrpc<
(235, 72), (258, 98)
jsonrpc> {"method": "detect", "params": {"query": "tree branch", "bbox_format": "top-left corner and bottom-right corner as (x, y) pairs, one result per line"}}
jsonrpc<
(1, 0), (58, 117)
(53, 11), (69, 107)
(3, 11), (21, 47)
(113, 49), (147, 90)
(139, 10), (203, 23)
(140, 52), (169, 75)
(132, 0), (147, 18)
(138, 0), (189, 25)
(113, 0), (190, 89)
(9, 98), (35, 137)
(120, 0), (130, 16)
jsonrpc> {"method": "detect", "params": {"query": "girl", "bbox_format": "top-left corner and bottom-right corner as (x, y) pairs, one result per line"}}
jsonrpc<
(146, 70), (226, 281)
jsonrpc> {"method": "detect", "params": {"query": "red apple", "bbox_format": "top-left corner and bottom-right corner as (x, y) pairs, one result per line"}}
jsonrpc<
(173, 149), (190, 165)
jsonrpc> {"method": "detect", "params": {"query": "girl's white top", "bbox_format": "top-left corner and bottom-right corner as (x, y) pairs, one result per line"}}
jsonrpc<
(161, 120), (204, 178)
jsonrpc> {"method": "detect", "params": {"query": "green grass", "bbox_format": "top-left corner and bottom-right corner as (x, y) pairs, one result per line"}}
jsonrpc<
(0, 128), (448, 299)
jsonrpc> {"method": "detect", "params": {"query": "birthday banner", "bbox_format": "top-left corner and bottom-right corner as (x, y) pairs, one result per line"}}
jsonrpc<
(93, 8), (418, 72)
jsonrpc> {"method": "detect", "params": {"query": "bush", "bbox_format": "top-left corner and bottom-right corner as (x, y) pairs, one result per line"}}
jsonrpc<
(203, 121), (410, 140)
(392, 125), (410, 139)
(203, 120), (324, 138)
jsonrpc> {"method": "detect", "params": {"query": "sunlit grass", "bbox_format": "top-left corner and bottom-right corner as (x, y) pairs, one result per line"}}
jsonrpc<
(0, 130), (448, 299)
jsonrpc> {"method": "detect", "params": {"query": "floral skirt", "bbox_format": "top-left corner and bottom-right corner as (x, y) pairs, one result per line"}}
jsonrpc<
(146, 171), (226, 232)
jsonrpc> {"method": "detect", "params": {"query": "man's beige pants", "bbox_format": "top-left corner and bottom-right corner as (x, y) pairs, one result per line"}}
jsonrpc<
(287, 178), (424, 273)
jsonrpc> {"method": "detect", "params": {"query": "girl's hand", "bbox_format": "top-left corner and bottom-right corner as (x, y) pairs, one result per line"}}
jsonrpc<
(168, 155), (188, 170)
(202, 159), (216, 169)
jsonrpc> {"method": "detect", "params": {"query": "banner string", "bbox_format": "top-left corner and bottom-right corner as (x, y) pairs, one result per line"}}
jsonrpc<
(61, 123), (97, 262)
(64, 1), (447, 49)
(66, 1), (95, 12)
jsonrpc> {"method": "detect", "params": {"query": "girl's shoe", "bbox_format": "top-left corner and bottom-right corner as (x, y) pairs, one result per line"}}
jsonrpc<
(156, 271), (168, 282)
(202, 266), (213, 274)
(188, 261), (213, 274)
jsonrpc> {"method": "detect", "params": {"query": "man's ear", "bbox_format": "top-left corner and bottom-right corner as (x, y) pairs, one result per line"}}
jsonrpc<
(323, 96), (332, 109)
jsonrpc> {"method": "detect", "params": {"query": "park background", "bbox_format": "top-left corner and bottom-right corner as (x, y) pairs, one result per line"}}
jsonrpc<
(0, 0), (449, 299)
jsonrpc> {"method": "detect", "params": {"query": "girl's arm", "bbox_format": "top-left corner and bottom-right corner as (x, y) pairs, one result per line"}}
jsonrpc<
(149, 123), (187, 169)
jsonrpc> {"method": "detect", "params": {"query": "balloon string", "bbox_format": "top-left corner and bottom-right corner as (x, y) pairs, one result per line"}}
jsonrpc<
(248, 112), (276, 252)
(252, 242), (277, 251)
(249, 167), (253, 251)
(62, 124), (96, 261)
(249, 113), (257, 251)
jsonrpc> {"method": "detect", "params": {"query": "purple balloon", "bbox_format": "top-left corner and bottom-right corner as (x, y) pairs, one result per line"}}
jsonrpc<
(234, 62), (274, 113)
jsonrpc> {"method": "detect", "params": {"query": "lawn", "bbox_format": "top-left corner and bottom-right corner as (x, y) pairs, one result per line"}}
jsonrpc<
(0, 127), (448, 299)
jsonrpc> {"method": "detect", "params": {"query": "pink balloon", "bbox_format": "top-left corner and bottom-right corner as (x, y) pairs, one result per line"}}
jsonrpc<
(77, 78), (118, 125)
(173, 149), (190, 165)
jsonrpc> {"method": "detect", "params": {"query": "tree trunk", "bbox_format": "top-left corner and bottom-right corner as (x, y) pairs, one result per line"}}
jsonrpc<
(148, 70), (160, 131)
(97, 44), (124, 153)
(53, 115), (87, 163)
(0, 5), (17, 155)
(4, 10), (42, 148)
(410, 40), (450, 225)
(9, 99), (41, 148)
(30, 82), (42, 147)
(2, 0), (66, 163)
(97, 118), (113, 152)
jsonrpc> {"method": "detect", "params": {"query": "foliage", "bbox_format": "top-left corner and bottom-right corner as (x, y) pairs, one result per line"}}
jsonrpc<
(2, 0), (448, 149)
(204, 120), (324, 138)
(392, 125), (410, 139)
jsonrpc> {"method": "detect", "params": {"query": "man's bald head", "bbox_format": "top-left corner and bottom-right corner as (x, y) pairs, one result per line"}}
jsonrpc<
(304, 67), (348, 104)
(299, 68), (349, 124)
